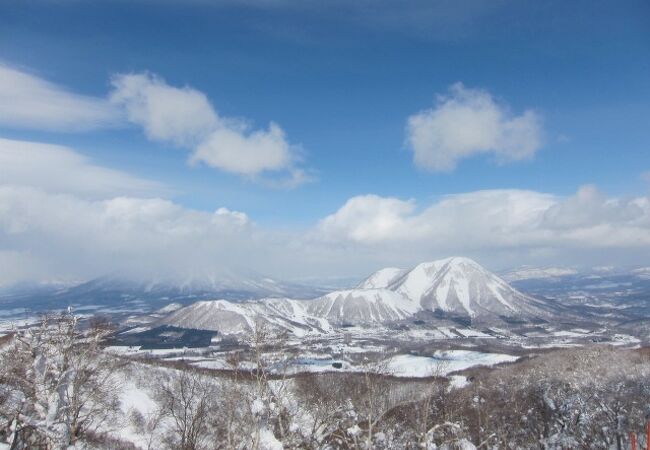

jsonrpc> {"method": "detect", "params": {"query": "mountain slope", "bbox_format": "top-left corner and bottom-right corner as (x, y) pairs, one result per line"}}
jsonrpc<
(388, 257), (546, 319)
(304, 288), (419, 324)
(357, 268), (407, 289)
(161, 298), (333, 336)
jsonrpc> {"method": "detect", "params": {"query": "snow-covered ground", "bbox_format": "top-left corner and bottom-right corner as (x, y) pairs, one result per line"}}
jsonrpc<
(385, 350), (520, 377)
(269, 350), (519, 378)
(119, 326), (152, 335)
(154, 348), (520, 378)
(117, 377), (159, 448)
(0, 317), (42, 332)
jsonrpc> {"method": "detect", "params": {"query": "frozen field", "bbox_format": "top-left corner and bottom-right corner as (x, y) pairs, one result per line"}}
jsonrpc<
(385, 350), (520, 377)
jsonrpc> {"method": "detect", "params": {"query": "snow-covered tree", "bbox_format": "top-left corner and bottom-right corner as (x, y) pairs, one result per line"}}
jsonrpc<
(0, 313), (121, 449)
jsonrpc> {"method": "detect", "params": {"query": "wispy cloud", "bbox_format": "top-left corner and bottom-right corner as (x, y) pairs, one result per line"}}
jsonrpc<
(406, 83), (543, 172)
(0, 63), (121, 131)
(128, 0), (507, 43)
(0, 138), (164, 198)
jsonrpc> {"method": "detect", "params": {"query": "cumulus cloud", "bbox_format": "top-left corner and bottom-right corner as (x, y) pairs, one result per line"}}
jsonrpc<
(317, 187), (650, 265)
(541, 185), (649, 230)
(406, 83), (543, 171)
(110, 72), (307, 184)
(0, 63), (120, 131)
(318, 189), (555, 247)
(190, 122), (292, 175)
(318, 195), (420, 243)
(0, 138), (163, 198)
(110, 73), (218, 146)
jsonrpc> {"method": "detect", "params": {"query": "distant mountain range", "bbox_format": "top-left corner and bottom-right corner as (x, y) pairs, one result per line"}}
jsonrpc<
(2, 259), (650, 330)
(160, 257), (563, 335)
(0, 272), (329, 313)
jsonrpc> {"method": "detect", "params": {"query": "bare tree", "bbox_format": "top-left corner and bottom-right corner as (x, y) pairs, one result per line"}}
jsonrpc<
(293, 373), (358, 448)
(413, 360), (450, 449)
(245, 320), (288, 450)
(216, 351), (250, 449)
(153, 369), (216, 450)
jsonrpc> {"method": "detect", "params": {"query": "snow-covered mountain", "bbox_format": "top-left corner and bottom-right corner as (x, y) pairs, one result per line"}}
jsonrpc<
(161, 298), (332, 336)
(0, 272), (328, 313)
(387, 257), (546, 319)
(161, 288), (418, 334)
(72, 272), (324, 299)
(305, 288), (420, 324)
(161, 257), (554, 334)
(356, 268), (407, 289)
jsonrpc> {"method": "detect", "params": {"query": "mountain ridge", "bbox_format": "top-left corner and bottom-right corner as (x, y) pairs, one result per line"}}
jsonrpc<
(161, 257), (555, 334)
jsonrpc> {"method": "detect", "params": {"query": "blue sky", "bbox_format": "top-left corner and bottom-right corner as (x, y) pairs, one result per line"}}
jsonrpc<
(0, 0), (649, 283)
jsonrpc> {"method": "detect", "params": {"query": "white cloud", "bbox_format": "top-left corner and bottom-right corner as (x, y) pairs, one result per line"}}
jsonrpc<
(541, 185), (649, 230)
(1, 180), (649, 285)
(110, 72), (218, 146)
(0, 138), (163, 198)
(0, 63), (120, 131)
(406, 83), (543, 171)
(0, 186), (257, 283)
(110, 72), (307, 184)
(317, 187), (650, 263)
(190, 122), (293, 175)
(318, 195), (420, 243)
(0, 137), (306, 285)
(0, 137), (647, 285)
(318, 190), (556, 247)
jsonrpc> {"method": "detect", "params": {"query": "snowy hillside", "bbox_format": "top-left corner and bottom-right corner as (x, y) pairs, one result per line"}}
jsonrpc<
(305, 288), (419, 324)
(161, 298), (332, 336)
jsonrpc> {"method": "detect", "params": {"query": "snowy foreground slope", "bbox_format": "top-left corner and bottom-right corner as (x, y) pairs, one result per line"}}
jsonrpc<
(162, 257), (555, 334)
